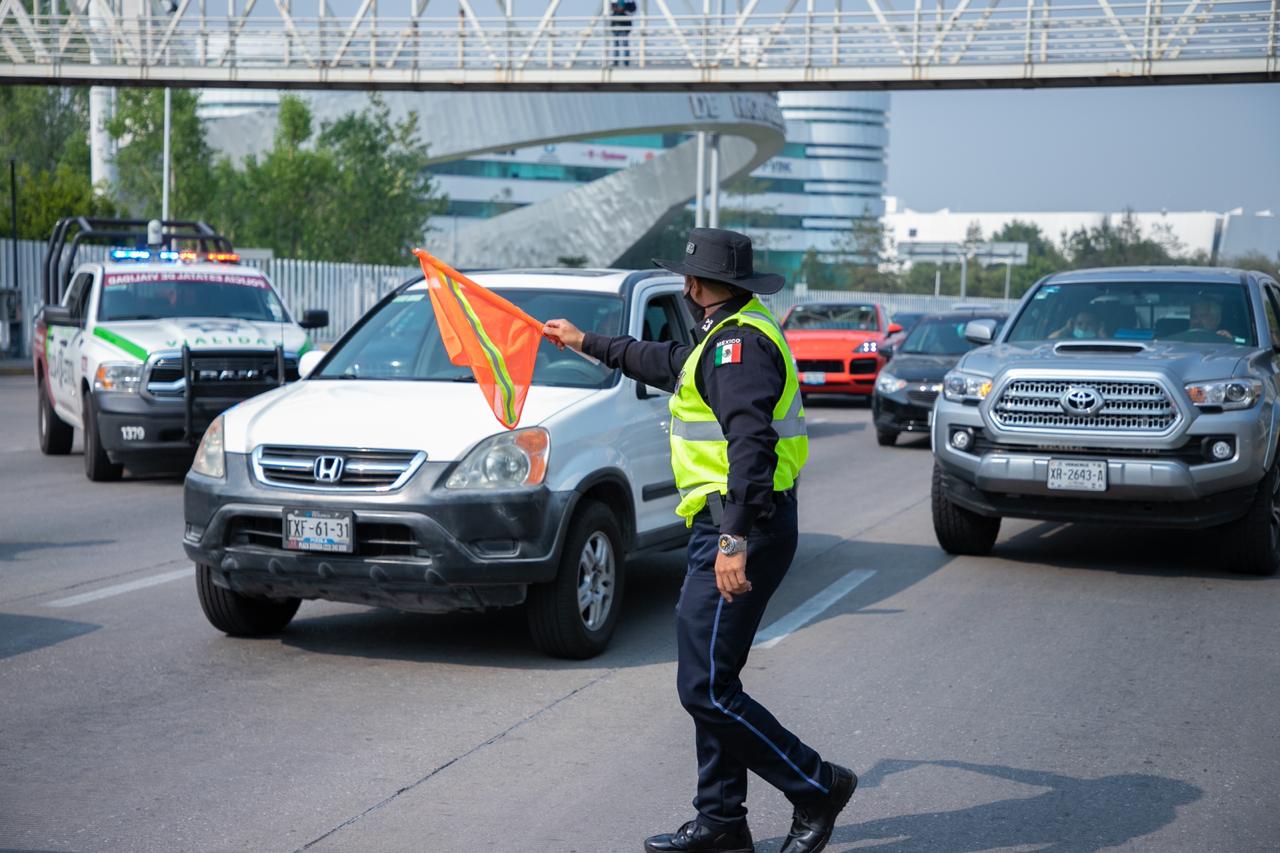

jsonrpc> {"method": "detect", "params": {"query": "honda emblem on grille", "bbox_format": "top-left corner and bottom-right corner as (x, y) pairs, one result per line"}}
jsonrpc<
(1060, 386), (1103, 416)
(313, 455), (345, 483)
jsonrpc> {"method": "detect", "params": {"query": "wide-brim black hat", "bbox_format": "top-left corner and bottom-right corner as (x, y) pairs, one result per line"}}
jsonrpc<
(654, 227), (785, 295)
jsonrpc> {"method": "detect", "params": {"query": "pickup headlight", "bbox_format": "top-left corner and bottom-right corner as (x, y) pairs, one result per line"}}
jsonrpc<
(190, 415), (226, 478)
(94, 362), (142, 393)
(855, 340), (879, 354)
(876, 371), (907, 395)
(446, 427), (550, 490)
(1185, 379), (1262, 410)
(943, 371), (993, 403)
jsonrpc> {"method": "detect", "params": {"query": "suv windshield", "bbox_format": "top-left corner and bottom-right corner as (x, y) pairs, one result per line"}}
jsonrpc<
(99, 271), (286, 323)
(317, 286), (623, 389)
(1006, 282), (1256, 347)
(902, 316), (1005, 355)
(783, 303), (879, 331)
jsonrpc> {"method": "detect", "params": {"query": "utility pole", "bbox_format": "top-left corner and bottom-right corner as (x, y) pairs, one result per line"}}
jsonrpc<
(694, 132), (706, 228)
(708, 134), (721, 228)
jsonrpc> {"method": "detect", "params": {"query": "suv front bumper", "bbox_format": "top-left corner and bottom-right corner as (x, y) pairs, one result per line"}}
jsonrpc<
(184, 453), (576, 612)
(932, 397), (1270, 527)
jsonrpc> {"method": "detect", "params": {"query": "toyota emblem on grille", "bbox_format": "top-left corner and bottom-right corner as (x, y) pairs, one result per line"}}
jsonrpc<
(1060, 386), (1103, 416)
(313, 455), (345, 483)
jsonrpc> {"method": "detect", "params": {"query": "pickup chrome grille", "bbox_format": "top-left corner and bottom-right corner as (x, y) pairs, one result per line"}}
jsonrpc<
(146, 353), (297, 397)
(253, 446), (426, 491)
(991, 378), (1179, 433)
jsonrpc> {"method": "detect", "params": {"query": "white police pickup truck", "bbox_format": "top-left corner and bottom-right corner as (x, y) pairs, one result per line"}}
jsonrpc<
(184, 269), (695, 658)
(33, 218), (327, 481)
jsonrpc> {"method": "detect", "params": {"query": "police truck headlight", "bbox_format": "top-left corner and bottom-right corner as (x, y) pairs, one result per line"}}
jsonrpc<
(446, 428), (550, 489)
(1185, 379), (1262, 410)
(876, 371), (907, 395)
(94, 362), (142, 393)
(943, 371), (993, 403)
(190, 415), (226, 479)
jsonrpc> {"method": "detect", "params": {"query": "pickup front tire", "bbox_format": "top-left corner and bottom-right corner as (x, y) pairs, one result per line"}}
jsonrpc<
(1222, 462), (1280, 576)
(38, 379), (73, 455)
(196, 563), (302, 636)
(932, 463), (1001, 556)
(527, 501), (624, 659)
(82, 390), (123, 482)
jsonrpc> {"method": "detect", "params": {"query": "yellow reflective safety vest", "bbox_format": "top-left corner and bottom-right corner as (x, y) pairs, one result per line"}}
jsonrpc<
(668, 297), (808, 523)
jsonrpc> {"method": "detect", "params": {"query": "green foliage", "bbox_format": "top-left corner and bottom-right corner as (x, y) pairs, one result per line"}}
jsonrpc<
(107, 89), (216, 220)
(0, 86), (115, 240)
(1062, 210), (1180, 268)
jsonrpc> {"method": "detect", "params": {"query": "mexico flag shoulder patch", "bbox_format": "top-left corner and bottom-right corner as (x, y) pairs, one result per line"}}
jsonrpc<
(714, 338), (742, 366)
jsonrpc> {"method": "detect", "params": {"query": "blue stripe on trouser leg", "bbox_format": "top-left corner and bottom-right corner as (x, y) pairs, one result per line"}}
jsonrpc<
(674, 498), (829, 833)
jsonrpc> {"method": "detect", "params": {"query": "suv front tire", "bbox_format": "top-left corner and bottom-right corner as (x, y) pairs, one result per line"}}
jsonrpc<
(527, 501), (625, 659)
(196, 563), (302, 636)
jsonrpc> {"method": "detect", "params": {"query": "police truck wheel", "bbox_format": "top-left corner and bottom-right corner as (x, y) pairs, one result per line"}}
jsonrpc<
(527, 501), (624, 660)
(931, 462), (1000, 556)
(876, 428), (899, 447)
(82, 390), (123, 482)
(1221, 461), (1280, 576)
(38, 380), (73, 455)
(196, 563), (301, 636)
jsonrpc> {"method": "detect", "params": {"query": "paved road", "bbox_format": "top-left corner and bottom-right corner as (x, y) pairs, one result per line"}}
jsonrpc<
(2, 374), (1277, 852)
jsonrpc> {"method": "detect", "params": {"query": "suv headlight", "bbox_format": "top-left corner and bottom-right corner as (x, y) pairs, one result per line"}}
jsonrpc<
(855, 340), (879, 354)
(943, 371), (993, 403)
(1185, 378), (1262, 410)
(190, 415), (226, 478)
(876, 371), (907, 395)
(94, 362), (142, 393)
(446, 427), (550, 490)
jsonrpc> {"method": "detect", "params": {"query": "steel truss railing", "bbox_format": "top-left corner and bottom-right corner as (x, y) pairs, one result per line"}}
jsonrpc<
(0, 0), (1275, 88)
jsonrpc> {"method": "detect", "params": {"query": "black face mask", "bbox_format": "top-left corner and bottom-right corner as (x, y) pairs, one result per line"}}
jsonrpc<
(683, 286), (732, 320)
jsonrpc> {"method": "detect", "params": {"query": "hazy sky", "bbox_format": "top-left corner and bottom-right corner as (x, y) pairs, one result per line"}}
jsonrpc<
(885, 83), (1280, 214)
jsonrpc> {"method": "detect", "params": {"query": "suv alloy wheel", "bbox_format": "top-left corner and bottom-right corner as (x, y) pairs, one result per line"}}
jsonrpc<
(527, 501), (625, 659)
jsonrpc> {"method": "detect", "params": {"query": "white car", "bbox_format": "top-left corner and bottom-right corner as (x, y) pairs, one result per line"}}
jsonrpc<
(184, 269), (695, 658)
(34, 248), (326, 480)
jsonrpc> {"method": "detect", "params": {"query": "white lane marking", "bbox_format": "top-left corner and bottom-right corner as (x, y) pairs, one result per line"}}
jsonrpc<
(44, 568), (193, 608)
(753, 569), (876, 650)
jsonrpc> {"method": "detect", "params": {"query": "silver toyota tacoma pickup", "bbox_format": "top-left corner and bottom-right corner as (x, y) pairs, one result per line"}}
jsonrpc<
(931, 266), (1280, 575)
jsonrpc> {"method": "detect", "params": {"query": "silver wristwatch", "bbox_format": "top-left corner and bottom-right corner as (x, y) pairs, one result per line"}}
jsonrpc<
(717, 534), (748, 556)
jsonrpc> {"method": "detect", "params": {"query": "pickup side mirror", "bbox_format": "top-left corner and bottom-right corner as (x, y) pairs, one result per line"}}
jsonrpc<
(964, 318), (998, 345)
(41, 305), (77, 328)
(298, 349), (325, 379)
(300, 309), (329, 330)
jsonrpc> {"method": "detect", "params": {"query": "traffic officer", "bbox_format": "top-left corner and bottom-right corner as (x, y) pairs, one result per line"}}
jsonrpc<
(543, 228), (856, 853)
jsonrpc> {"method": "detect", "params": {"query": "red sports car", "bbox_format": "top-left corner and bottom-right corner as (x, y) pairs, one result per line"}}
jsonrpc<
(781, 302), (902, 398)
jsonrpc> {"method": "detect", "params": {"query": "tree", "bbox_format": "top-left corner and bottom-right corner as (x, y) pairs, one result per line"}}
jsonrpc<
(107, 89), (216, 220)
(1063, 210), (1178, 268)
(0, 86), (115, 240)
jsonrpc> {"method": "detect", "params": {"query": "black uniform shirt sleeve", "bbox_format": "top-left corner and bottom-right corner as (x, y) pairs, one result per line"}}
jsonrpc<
(581, 332), (691, 393)
(696, 325), (787, 535)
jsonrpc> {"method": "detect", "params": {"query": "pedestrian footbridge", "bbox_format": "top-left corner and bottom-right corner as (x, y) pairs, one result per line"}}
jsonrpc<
(0, 0), (1274, 90)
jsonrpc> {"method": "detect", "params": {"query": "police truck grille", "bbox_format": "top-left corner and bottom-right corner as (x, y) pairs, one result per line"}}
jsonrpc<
(254, 446), (424, 491)
(991, 379), (1179, 433)
(146, 353), (298, 397)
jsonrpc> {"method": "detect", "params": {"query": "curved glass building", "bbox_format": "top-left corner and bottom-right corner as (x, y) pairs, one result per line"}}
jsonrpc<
(722, 92), (890, 277)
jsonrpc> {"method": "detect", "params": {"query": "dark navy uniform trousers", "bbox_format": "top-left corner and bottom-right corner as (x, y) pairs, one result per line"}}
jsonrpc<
(675, 494), (832, 831)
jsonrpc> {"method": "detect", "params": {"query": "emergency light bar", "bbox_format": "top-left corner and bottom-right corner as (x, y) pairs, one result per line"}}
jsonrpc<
(108, 248), (241, 264)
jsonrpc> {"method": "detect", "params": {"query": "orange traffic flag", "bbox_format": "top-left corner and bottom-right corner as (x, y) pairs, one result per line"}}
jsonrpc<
(413, 249), (544, 430)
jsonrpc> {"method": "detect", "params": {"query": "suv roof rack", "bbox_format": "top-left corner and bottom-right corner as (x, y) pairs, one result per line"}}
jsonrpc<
(43, 217), (234, 306)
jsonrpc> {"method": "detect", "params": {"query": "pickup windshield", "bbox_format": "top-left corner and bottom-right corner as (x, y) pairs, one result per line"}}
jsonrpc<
(98, 272), (286, 323)
(784, 303), (879, 331)
(316, 286), (623, 389)
(1006, 282), (1256, 347)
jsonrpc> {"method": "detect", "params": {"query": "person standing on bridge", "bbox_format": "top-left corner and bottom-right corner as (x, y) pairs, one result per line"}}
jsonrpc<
(543, 228), (856, 853)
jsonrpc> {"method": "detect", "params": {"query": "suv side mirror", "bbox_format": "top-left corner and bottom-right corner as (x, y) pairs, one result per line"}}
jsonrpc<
(300, 309), (329, 330)
(887, 322), (904, 335)
(964, 318), (998, 345)
(41, 305), (77, 328)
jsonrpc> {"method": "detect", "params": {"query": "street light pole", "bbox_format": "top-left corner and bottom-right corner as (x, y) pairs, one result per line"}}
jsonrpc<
(161, 88), (172, 221)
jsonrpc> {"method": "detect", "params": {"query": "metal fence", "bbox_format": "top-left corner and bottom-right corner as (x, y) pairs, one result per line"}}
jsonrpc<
(0, 237), (1017, 358)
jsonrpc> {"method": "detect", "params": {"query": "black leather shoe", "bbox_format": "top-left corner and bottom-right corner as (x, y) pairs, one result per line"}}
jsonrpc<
(643, 819), (755, 852)
(779, 764), (857, 853)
